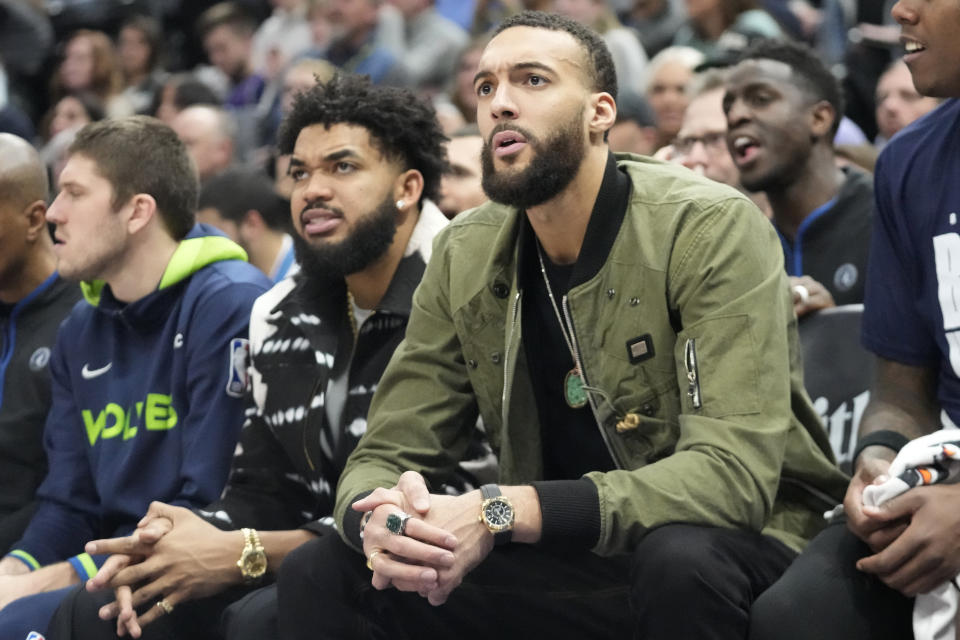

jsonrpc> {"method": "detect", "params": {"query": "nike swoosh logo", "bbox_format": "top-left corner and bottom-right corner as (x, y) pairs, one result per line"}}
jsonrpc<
(81, 362), (113, 379)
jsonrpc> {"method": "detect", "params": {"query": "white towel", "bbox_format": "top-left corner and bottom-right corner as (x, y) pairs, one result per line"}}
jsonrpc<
(862, 427), (960, 640)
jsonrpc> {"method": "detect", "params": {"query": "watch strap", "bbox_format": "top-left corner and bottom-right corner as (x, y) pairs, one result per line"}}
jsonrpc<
(480, 483), (500, 500)
(241, 527), (263, 552)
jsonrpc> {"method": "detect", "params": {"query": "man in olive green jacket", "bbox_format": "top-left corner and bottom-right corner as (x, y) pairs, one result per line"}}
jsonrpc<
(277, 11), (847, 640)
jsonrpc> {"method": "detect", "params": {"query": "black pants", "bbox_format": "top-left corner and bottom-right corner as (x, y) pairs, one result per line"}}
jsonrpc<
(749, 522), (914, 640)
(45, 581), (278, 640)
(277, 523), (796, 640)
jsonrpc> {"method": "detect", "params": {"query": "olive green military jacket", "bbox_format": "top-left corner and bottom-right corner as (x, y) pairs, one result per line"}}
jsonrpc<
(334, 154), (849, 555)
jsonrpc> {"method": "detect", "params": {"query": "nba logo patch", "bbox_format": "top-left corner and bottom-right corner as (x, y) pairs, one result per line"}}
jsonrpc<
(27, 632), (46, 640)
(226, 338), (251, 398)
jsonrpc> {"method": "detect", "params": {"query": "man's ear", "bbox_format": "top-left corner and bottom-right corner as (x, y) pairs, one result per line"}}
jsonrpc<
(23, 200), (48, 242)
(394, 169), (425, 213)
(241, 209), (266, 231)
(126, 193), (158, 235)
(589, 92), (617, 141)
(810, 100), (837, 141)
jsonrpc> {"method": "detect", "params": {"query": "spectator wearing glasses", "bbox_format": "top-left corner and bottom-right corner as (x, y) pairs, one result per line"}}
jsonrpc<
(670, 69), (770, 216)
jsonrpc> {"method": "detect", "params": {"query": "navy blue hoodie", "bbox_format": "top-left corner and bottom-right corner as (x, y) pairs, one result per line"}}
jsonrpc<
(6, 225), (270, 579)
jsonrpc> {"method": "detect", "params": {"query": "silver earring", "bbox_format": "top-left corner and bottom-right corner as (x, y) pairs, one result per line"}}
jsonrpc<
(395, 200), (405, 209)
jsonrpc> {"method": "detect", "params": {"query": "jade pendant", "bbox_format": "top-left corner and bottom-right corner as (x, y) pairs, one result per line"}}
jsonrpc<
(564, 368), (588, 408)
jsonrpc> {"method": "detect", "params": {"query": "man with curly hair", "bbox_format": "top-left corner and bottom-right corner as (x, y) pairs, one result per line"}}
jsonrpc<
(48, 74), (490, 640)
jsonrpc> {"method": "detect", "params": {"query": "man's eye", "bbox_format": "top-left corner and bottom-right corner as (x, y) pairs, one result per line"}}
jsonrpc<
(528, 75), (545, 86)
(289, 168), (307, 181)
(477, 82), (492, 96)
(335, 162), (355, 173)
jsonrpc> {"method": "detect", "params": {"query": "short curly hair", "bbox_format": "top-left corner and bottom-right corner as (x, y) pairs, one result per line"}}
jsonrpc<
(277, 73), (448, 204)
(738, 39), (845, 137)
(494, 11), (618, 99)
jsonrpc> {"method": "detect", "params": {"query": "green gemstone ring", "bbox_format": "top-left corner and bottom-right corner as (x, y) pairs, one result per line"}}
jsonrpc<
(385, 511), (411, 536)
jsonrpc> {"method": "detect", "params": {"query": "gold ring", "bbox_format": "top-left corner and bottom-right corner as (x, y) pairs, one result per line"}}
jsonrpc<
(156, 599), (174, 615)
(366, 549), (384, 571)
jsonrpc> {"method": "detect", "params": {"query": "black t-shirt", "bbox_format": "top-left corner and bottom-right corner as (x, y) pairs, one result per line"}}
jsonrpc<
(522, 237), (616, 480)
(519, 153), (631, 480)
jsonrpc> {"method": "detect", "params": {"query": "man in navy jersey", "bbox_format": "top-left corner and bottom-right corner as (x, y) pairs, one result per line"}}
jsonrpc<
(750, 1), (960, 638)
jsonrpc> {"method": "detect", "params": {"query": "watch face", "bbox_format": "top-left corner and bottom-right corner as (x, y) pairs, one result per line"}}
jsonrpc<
(243, 550), (268, 577)
(482, 498), (514, 531)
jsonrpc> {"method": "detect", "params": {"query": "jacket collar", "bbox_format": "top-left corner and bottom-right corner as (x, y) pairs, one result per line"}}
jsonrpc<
(516, 152), (632, 291)
(380, 199), (447, 315)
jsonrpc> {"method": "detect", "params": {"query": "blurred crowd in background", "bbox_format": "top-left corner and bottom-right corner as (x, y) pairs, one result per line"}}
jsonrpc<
(0, 0), (937, 212)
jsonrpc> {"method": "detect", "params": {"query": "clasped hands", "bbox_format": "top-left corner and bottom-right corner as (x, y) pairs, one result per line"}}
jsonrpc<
(83, 501), (242, 637)
(846, 456), (960, 597)
(355, 470), (494, 606)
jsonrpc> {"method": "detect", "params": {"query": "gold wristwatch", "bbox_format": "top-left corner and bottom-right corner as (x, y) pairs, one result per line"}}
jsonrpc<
(479, 484), (515, 546)
(237, 528), (267, 583)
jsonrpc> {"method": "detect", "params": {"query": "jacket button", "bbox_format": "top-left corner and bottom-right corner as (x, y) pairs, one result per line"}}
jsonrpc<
(467, 359), (478, 369)
(490, 352), (502, 364)
(641, 403), (655, 416)
(607, 288), (616, 299)
(492, 283), (509, 298)
(629, 297), (640, 306)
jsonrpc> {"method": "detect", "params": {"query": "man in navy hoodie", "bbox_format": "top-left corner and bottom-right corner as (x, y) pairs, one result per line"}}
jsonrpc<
(0, 116), (270, 637)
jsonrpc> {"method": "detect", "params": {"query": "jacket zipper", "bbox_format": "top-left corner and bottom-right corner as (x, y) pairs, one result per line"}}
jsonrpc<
(684, 338), (702, 410)
(561, 295), (622, 469)
(502, 291), (521, 410)
(301, 375), (326, 472)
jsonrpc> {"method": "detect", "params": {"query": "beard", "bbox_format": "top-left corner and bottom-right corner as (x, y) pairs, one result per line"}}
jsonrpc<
(292, 193), (399, 282)
(57, 217), (127, 284)
(481, 108), (586, 209)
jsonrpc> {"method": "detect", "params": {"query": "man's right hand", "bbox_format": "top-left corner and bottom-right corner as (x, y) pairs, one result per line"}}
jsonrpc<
(844, 451), (908, 552)
(351, 472), (457, 593)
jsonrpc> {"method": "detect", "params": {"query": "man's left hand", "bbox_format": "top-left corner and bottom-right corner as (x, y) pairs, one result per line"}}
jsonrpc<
(857, 484), (960, 595)
(418, 492), (494, 606)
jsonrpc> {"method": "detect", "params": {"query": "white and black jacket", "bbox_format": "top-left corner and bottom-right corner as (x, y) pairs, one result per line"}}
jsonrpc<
(201, 202), (492, 535)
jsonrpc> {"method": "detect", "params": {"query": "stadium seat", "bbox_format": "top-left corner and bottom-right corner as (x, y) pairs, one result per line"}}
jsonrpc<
(798, 304), (874, 472)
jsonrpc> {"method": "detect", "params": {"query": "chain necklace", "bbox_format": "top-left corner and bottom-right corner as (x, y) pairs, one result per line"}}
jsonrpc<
(535, 240), (588, 409)
(346, 290), (359, 343)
